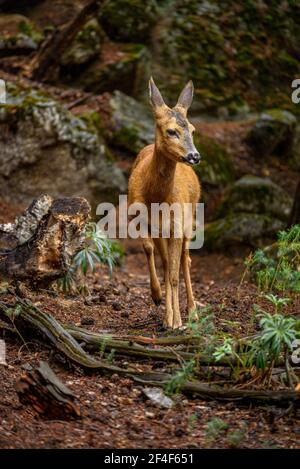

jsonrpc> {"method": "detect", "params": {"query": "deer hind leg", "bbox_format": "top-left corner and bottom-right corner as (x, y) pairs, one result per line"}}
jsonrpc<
(143, 237), (162, 305)
(153, 238), (173, 328)
(181, 237), (196, 315)
(168, 237), (183, 329)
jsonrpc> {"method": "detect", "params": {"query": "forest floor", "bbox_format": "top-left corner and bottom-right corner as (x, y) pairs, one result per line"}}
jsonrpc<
(1, 234), (300, 449)
(1, 117), (300, 449)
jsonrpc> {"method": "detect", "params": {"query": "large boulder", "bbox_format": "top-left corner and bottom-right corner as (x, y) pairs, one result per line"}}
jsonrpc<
(0, 84), (126, 208)
(194, 135), (235, 186)
(98, 0), (158, 43)
(98, 91), (154, 155)
(218, 175), (293, 222)
(0, 14), (43, 55)
(204, 214), (284, 249)
(60, 19), (104, 68)
(245, 109), (297, 159)
(73, 42), (149, 97)
(151, 1), (300, 115)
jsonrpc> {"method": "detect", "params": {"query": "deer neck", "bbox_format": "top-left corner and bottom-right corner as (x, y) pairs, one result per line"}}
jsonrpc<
(145, 145), (176, 203)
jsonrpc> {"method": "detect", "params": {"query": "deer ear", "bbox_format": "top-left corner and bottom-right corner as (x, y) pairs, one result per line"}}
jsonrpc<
(175, 80), (194, 115)
(149, 77), (166, 111)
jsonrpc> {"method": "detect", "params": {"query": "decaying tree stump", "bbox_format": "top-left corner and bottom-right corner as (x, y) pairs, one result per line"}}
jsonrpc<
(0, 195), (90, 285)
(15, 361), (81, 419)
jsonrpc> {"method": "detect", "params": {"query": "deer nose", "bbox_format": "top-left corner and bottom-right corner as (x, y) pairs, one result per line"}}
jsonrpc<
(185, 152), (200, 165)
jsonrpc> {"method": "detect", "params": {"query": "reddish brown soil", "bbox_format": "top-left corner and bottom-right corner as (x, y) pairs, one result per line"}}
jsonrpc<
(1, 236), (300, 449)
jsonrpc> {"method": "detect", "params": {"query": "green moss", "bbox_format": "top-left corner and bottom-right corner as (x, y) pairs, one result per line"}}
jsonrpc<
(18, 20), (43, 44)
(204, 213), (285, 250)
(154, 0), (300, 115)
(218, 175), (293, 222)
(60, 19), (104, 67)
(99, 0), (158, 42)
(194, 135), (235, 186)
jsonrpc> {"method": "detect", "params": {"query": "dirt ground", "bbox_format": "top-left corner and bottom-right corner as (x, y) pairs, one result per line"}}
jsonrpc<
(0, 120), (299, 449)
(1, 239), (300, 449)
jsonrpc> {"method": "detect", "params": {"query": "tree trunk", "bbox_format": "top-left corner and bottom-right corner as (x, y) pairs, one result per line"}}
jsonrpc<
(0, 195), (90, 285)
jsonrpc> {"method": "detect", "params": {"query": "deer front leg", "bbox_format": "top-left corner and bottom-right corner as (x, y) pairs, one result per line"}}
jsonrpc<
(168, 237), (183, 329)
(153, 238), (173, 328)
(143, 237), (162, 305)
(181, 237), (196, 314)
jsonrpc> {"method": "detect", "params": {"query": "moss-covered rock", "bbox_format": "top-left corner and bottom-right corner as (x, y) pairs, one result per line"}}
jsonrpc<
(0, 14), (43, 54)
(100, 90), (154, 154)
(218, 175), (293, 222)
(0, 83), (126, 207)
(98, 0), (158, 42)
(245, 109), (297, 159)
(73, 42), (149, 96)
(194, 135), (235, 186)
(152, 0), (300, 115)
(204, 213), (284, 249)
(290, 125), (300, 171)
(60, 19), (104, 67)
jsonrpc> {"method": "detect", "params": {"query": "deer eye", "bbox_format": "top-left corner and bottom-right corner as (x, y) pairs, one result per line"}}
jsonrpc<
(167, 129), (178, 137)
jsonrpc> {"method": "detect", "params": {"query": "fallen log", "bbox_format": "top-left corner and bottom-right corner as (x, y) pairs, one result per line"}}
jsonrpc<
(15, 361), (81, 419)
(66, 324), (236, 366)
(0, 195), (90, 285)
(1, 299), (300, 406)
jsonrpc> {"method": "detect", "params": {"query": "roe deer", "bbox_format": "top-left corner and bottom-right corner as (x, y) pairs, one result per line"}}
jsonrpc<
(128, 78), (201, 329)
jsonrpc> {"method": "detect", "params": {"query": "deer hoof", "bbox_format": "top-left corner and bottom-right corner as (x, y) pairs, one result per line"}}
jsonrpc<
(153, 298), (162, 306)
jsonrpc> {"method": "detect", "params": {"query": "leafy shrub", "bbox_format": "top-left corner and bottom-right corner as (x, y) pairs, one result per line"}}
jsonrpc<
(245, 225), (300, 292)
(213, 294), (300, 376)
(58, 222), (124, 294)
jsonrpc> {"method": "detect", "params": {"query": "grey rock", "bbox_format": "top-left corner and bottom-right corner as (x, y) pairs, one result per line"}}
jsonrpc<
(218, 175), (293, 222)
(0, 84), (126, 208)
(143, 387), (174, 409)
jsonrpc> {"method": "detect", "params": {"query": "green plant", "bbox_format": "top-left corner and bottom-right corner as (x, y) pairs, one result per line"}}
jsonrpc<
(213, 295), (300, 379)
(186, 307), (220, 355)
(205, 418), (228, 443)
(57, 222), (124, 294)
(188, 413), (198, 431)
(263, 293), (289, 313)
(213, 337), (235, 362)
(164, 359), (195, 396)
(227, 426), (247, 448)
(244, 225), (300, 293)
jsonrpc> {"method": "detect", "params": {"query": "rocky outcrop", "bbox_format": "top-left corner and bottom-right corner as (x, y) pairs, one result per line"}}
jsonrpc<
(0, 14), (43, 55)
(98, 90), (154, 155)
(60, 18), (104, 67)
(204, 213), (284, 249)
(0, 84), (126, 208)
(98, 0), (158, 42)
(73, 42), (149, 96)
(194, 135), (235, 186)
(245, 110), (297, 159)
(204, 175), (292, 249)
(218, 175), (293, 222)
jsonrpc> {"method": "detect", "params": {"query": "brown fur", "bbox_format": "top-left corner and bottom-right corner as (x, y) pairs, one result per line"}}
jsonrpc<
(128, 79), (201, 329)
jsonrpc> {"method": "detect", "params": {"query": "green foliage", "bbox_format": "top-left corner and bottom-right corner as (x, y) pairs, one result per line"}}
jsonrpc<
(205, 418), (228, 443)
(213, 337), (235, 362)
(164, 359), (195, 396)
(186, 307), (220, 356)
(58, 222), (124, 294)
(245, 225), (300, 293)
(18, 20), (43, 44)
(213, 294), (300, 373)
(227, 426), (247, 448)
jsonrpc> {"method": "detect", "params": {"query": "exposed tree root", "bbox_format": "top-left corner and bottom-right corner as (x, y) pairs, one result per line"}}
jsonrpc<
(1, 298), (300, 406)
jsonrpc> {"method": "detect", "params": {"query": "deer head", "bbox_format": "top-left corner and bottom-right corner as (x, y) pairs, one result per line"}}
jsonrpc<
(149, 77), (200, 165)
